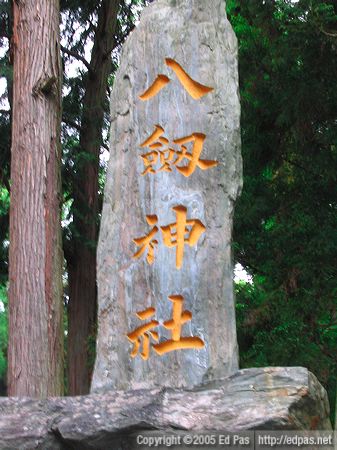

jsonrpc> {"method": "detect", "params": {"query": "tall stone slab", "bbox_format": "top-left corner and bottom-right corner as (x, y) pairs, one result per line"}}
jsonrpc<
(91, 0), (242, 391)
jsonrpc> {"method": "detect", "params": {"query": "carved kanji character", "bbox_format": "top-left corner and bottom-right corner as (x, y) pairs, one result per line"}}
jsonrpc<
(161, 206), (206, 269)
(141, 150), (159, 175)
(140, 124), (165, 148)
(153, 295), (204, 355)
(140, 126), (217, 177)
(139, 58), (213, 100)
(173, 133), (218, 177)
(133, 215), (158, 264)
(158, 148), (176, 172)
(127, 307), (159, 360)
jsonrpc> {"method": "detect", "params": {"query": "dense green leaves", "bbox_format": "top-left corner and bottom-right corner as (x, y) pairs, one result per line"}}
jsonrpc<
(228, 0), (337, 420)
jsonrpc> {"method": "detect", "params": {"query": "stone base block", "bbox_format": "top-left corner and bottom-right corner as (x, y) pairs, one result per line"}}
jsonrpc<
(0, 367), (331, 449)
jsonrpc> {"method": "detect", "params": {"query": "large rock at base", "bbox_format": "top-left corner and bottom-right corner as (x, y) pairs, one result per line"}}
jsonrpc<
(92, 0), (242, 392)
(0, 368), (331, 449)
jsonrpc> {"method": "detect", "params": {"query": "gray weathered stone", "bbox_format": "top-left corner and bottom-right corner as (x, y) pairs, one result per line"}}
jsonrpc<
(0, 368), (331, 449)
(92, 0), (242, 391)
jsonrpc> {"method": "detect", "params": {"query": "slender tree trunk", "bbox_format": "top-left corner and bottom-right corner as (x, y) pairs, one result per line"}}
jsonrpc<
(66, 0), (119, 395)
(8, 0), (63, 397)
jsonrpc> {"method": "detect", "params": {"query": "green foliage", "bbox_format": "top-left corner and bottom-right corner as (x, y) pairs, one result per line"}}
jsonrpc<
(236, 277), (337, 421)
(228, 0), (337, 421)
(0, 284), (8, 382)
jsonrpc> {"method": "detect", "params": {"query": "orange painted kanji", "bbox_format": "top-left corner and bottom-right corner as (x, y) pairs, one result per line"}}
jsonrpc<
(127, 307), (159, 360)
(139, 58), (213, 100)
(165, 58), (214, 99)
(138, 74), (170, 100)
(130, 55), (213, 363)
(173, 132), (218, 176)
(161, 206), (206, 269)
(133, 207), (206, 269)
(127, 297), (204, 359)
(140, 125), (218, 177)
(153, 295), (204, 355)
(132, 215), (158, 264)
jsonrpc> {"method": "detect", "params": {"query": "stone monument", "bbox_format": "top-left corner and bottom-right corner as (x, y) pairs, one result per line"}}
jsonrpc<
(91, 0), (242, 391)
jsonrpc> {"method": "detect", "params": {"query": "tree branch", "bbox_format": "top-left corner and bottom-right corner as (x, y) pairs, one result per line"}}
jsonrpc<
(60, 45), (92, 73)
(62, 117), (81, 132)
(101, 142), (109, 151)
(103, 40), (118, 59)
(320, 27), (337, 38)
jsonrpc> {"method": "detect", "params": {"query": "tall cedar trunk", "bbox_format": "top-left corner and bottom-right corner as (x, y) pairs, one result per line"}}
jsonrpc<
(67, 0), (118, 395)
(8, 0), (63, 397)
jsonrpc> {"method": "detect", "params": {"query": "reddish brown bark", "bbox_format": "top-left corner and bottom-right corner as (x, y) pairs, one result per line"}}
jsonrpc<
(8, 0), (63, 397)
(66, 0), (119, 395)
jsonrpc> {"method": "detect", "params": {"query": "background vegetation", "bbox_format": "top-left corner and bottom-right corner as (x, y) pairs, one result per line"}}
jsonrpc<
(228, 0), (337, 420)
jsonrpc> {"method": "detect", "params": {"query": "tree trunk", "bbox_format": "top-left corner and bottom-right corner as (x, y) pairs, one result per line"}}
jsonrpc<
(8, 0), (63, 397)
(66, 0), (119, 395)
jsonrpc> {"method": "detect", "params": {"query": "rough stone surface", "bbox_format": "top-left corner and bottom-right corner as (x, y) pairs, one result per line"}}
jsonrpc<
(92, 0), (242, 391)
(0, 368), (331, 449)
